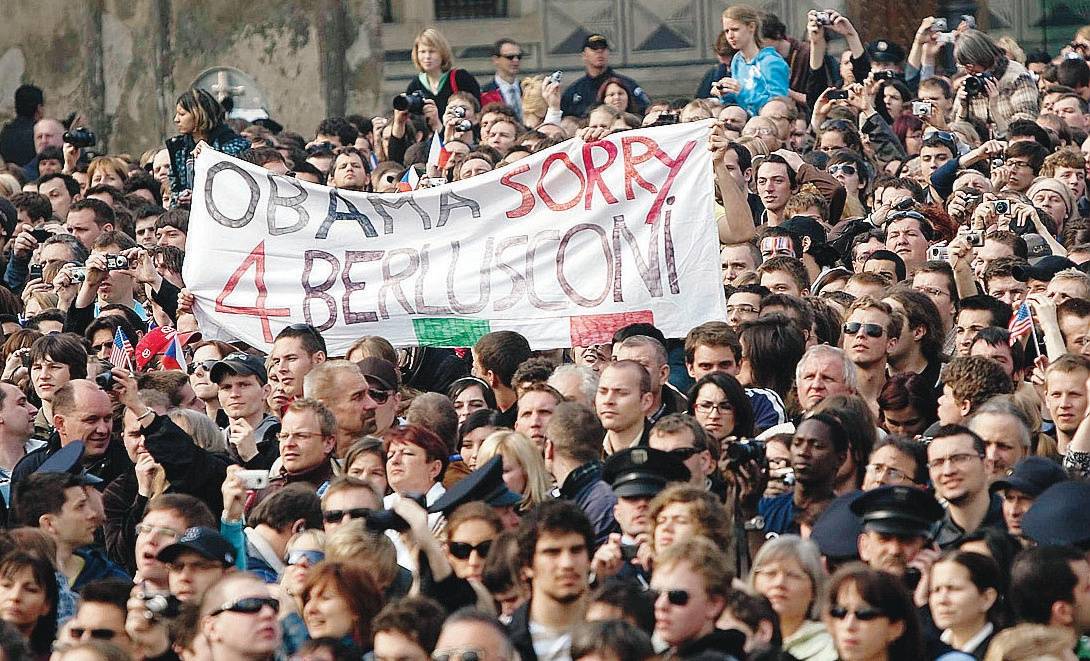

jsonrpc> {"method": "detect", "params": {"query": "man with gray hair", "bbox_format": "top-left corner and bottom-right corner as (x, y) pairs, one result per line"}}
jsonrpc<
(760, 345), (857, 438)
(545, 401), (618, 545)
(968, 396), (1032, 484)
(303, 360), (378, 457)
(548, 364), (598, 408)
(437, 609), (516, 661)
(612, 335), (686, 422)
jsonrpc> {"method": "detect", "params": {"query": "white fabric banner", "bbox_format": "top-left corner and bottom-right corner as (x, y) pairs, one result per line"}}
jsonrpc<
(183, 120), (725, 353)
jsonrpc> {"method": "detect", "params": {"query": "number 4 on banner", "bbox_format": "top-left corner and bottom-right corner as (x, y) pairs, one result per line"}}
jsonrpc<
(215, 241), (291, 343)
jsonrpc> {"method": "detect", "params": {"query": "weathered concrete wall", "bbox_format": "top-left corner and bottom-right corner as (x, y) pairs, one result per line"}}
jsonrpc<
(0, 0), (383, 156)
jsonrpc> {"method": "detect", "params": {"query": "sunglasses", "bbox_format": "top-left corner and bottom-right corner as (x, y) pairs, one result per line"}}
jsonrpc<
(650, 589), (691, 606)
(499, 53), (523, 60)
(210, 596), (280, 617)
(70, 627), (118, 640)
(286, 549), (325, 566)
(187, 359), (218, 375)
(322, 507), (373, 524)
(843, 322), (885, 338)
(369, 388), (392, 404)
(829, 163), (857, 176)
(668, 447), (702, 460)
(829, 605), (886, 621)
(448, 540), (493, 560)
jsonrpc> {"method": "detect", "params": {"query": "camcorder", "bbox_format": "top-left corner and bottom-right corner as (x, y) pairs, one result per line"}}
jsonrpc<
(726, 439), (767, 467)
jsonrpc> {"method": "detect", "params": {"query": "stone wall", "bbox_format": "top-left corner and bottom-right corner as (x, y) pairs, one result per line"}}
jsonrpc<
(0, 0), (384, 155)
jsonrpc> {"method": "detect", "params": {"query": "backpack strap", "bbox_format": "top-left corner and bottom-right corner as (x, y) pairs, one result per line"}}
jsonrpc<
(449, 68), (460, 94)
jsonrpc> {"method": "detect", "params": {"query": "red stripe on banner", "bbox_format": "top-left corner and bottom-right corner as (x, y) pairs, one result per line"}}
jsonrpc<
(569, 311), (655, 347)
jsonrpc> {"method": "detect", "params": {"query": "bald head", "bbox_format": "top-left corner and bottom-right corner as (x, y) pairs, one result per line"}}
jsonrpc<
(52, 379), (108, 417)
(34, 118), (65, 153)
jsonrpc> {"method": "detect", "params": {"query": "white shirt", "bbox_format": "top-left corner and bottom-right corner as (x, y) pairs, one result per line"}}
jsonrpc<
(494, 75), (522, 119)
(529, 620), (571, 661)
(384, 481), (447, 570)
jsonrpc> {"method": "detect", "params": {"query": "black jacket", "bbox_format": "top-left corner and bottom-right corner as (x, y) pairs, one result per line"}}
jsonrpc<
(102, 413), (231, 570)
(404, 69), (482, 117)
(11, 431), (131, 492)
(561, 68), (650, 118)
(671, 629), (746, 660)
(507, 602), (538, 661)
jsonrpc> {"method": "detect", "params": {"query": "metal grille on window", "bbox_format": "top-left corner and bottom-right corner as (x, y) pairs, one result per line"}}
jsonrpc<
(434, 0), (508, 20)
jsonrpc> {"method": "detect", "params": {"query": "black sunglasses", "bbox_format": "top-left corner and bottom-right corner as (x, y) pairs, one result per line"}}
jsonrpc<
(829, 605), (886, 621)
(369, 388), (392, 404)
(829, 163), (856, 176)
(210, 596), (280, 617)
(650, 589), (691, 606)
(70, 627), (118, 640)
(448, 540), (493, 560)
(322, 507), (373, 524)
(843, 322), (885, 338)
(499, 53), (523, 60)
(669, 447), (702, 460)
(187, 359), (218, 375)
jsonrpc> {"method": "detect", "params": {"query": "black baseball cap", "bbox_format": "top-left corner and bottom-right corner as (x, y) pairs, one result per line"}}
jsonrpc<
(583, 34), (610, 50)
(357, 357), (399, 391)
(991, 457), (1069, 497)
(210, 352), (268, 385)
(157, 527), (237, 567)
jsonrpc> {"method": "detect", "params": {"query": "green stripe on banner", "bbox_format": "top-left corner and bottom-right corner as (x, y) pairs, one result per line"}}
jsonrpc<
(412, 318), (492, 347)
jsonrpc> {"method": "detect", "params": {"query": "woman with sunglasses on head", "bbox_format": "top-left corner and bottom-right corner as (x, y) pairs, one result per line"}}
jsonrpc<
(825, 563), (923, 661)
(187, 340), (235, 425)
(928, 551), (1007, 659)
(444, 502), (503, 583)
(280, 529), (326, 614)
(749, 535), (836, 661)
(0, 552), (56, 659)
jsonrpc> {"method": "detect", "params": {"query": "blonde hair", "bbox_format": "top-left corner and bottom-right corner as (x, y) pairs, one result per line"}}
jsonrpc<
(476, 430), (552, 511)
(86, 156), (128, 187)
(735, 135), (770, 158)
(982, 624), (1074, 661)
(996, 35), (1026, 64)
(521, 75), (547, 126)
(0, 173), (19, 198)
(325, 520), (398, 591)
(722, 5), (763, 47)
(412, 28), (454, 73)
(168, 408), (227, 453)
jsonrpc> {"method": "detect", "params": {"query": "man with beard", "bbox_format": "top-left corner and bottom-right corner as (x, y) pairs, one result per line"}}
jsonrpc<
(509, 500), (594, 661)
(927, 425), (1006, 549)
(303, 360), (379, 458)
(760, 412), (848, 535)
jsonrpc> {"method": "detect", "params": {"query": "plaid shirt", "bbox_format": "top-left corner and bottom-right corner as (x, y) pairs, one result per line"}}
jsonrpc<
(955, 59), (1040, 138)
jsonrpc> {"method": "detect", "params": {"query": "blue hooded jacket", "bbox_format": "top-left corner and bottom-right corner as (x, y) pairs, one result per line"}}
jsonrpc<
(724, 47), (790, 115)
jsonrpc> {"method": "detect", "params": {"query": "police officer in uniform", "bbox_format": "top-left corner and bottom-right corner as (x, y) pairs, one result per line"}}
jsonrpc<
(561, 34), (651, 118)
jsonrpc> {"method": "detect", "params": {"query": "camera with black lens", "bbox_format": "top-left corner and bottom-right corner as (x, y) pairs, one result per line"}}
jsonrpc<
(932, 18), (948, 31)
(63, 127), (96, 149)
(990, 157), (1005, 170)
(69, 267), (87, 284)
(966, 230), (984, 247)
(963, 72), (993, 97)
(449, 108), (472, 132)
(873, 70), (897, 81)
(815, 11), (832, 26)
(363, 493), (427, 533)
(95, 371), (115, 391)
(993, 200), (1010, 216)
(143, 593), (182, 619)
(393, 91), (426, 113)
(548, 70), (564, 85)
(105, 254), (129, 271)
(726, 439), (767, 467)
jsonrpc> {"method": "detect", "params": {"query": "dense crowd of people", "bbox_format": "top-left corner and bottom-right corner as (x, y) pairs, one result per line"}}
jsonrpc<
(0, 5), (1086, 661)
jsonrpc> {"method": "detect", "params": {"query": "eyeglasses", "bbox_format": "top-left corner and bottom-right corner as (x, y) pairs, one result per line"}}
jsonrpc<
(829, 605), (886, 621)
(694, 401), (732, 414)
(865, 463), (913, 483)
(1006, 159), (1033, 170)
(727, 304), (760, 315)
(649, 588), (691, 606)
(322, 507), (373, 524)
(829, 163), (857, 177)
(927, 452), (983, 471)
(668, 447), (702, 460)
(843, 322), (885, 338)
(135, 523), (182, 541)
(433, 649), (484, 661)
(369, 388), (392, 404)
(187, 359), (218, 375)
(915, 285), (950, 299)
(69, 627), (119, 640)
(499, 53), (523, 60)
(210, 596), (280, 617)
(448, 540), (493, 560)
(286, 549), (325, 566)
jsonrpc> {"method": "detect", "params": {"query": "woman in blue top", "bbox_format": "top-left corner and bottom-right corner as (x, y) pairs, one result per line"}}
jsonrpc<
(715, 5), (790, 116)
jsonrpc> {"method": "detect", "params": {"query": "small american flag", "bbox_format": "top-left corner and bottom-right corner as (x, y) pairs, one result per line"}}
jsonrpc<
(1008, 301), (1033, 344)
(109, 327), (134, 370)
